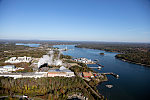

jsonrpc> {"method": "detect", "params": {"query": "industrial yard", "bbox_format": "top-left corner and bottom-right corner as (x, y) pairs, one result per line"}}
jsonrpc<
(0, 46), (75, 79)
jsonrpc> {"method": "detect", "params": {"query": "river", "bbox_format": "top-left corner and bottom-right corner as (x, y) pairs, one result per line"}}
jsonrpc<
(16, 43), (40, 47)
(53, 45), (150, 100)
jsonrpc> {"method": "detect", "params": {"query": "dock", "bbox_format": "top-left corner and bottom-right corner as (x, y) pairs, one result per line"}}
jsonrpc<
(96, 63), (104, 67)
(102, 72), (119, 78)
(89, 66), (102, 70)
(93, 59), (104, 67)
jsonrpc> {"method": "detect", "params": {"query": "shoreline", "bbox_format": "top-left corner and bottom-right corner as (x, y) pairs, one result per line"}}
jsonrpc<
(116, 58), (150, 67)
(76, 46), (150, 67)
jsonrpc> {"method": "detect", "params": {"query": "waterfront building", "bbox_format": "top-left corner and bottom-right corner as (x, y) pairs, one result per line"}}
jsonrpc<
(74, 58), (93, 64)
(82, 72), (94, 78)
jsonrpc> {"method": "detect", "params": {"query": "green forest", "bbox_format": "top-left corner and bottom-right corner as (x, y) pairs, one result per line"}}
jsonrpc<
(0, 77), (100, 100)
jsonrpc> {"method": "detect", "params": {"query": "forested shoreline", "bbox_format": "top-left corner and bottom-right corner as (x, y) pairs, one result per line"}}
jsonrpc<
(76, 43), (150, 66)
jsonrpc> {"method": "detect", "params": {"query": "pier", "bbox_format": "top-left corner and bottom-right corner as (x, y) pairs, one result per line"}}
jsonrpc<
(102, 72), (119, 78)
(96, 63), (104, 67)
(93, 59), (104, 67)
(89, 66), (102, 69)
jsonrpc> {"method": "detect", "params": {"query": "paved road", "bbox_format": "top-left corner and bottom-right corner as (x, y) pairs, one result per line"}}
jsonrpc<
(75, 71), (103, 99)
(82, 79), (103, 99)
(0, 95), (33, 100)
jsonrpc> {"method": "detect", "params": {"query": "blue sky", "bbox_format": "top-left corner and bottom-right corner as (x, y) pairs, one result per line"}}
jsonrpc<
(0, 0), (150, 42)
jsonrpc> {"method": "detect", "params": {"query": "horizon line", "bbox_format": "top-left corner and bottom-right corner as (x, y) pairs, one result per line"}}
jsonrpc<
(0, 38), (150, 44)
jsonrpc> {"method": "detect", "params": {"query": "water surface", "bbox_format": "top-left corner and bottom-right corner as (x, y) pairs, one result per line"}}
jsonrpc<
(16, 43), (40, 47)
(54, 45), (150, 100)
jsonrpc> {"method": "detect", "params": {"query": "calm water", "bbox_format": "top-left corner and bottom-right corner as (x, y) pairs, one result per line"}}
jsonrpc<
(54, 45), (150, 100)
(16, 43), (40, 47)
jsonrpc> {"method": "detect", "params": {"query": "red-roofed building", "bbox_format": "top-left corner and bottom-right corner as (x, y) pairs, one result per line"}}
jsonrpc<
(82, 72), (94, 78)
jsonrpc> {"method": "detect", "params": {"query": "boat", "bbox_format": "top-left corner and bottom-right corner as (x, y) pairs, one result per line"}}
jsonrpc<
(105, 85), (113, 88)
(98, 66), (102, 69)
(94, 59), (99, 61)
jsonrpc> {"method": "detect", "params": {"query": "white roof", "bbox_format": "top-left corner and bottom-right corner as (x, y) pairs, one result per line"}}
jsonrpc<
(3, 65), (15, 68)
(59, 66), (66, 70)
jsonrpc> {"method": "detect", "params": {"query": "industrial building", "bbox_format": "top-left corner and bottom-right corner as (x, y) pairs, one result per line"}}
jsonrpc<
(0, 72), (48, 79)
(0, 65), (75, 79)
(0, 73), (22, 79)
(74, 58), (94, 64)
(5, 56), (32, 63)
(0, 65), (24, 73)
(22, 72), (47, 78)
(0, 66), (74, 79)
(48, 66), (75, 77)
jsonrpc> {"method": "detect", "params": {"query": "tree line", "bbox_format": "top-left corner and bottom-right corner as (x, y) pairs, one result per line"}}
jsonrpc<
(0, 77), (99, 100)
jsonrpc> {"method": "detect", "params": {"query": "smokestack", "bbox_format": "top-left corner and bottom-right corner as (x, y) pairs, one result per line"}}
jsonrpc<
(38, 49), (62, 68)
